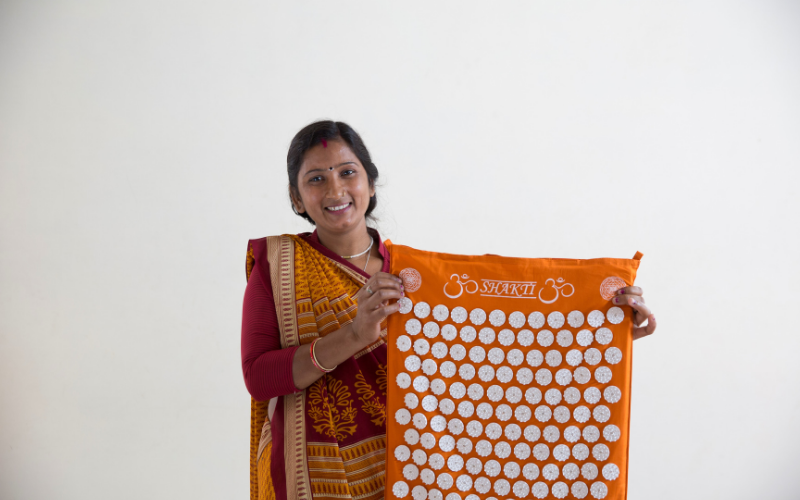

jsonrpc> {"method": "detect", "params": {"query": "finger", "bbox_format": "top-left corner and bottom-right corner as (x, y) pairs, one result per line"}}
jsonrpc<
(631, 302), (653, 328)
(629, 297), (651, 320)
(611, 294), (649, 313)
(633, 314), (657, 340)
(371, 272), (403, 284)
(615, 286), (642, 297)
(370, 278), (404, 291)
(355, 278), (402, 302)
(610, 295), (625, 306)
(373, 301), (401, 320)
(362, 288), (403, 309)
(610, 294), (645, 306)
(364, 277), (404, 292)
(364, 281), (405, 302)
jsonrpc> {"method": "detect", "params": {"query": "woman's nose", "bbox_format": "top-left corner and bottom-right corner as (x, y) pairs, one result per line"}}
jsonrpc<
(327, 175), (345, 199)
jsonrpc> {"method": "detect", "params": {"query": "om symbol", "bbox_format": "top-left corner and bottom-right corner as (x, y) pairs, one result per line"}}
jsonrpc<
(443, 274), (479, 299)
(538, 278), (575, 304)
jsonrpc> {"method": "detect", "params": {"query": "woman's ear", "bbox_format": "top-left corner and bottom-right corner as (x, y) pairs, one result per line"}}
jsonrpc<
(289, 187), (305, 214)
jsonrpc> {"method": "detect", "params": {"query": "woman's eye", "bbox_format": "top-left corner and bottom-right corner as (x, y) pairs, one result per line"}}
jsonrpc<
(342, 169), (355, 176)
(309, 176), (323, 183)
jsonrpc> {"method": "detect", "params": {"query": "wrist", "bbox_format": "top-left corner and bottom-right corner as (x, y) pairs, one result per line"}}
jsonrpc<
(310, 338), (337, 373)
(347, 322), (373, 351)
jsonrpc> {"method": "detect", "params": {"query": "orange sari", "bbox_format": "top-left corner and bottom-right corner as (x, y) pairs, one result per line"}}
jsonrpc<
(246, 234), (389, 500)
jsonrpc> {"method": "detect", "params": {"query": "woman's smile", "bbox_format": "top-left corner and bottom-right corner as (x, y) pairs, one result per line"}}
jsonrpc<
(325, 202), (352, 213)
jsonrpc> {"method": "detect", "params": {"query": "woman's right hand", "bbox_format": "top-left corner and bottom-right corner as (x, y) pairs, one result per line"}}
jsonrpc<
(351, 272), (404, 346)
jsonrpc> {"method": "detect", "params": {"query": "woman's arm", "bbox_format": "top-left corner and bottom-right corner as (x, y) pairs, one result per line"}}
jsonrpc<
(241, 268), (301, 400)
(242, 259), (404, 398)
(291, 272), (404, 390)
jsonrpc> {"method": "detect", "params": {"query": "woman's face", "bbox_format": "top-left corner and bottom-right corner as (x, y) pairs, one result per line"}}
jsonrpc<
(291, 139), (375, 237)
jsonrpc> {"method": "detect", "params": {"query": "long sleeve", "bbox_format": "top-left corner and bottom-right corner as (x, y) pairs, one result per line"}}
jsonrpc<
(241, 258), (301, 401)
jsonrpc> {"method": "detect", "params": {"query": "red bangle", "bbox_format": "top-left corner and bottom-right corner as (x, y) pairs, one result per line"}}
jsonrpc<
(310, 338), (337, 373)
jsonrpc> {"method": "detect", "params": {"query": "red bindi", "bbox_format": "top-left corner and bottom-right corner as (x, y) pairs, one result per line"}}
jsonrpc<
(321, 139), (327, 148)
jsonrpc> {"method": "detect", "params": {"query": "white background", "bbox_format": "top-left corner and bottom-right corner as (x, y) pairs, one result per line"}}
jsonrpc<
(1, 1), (799, 499)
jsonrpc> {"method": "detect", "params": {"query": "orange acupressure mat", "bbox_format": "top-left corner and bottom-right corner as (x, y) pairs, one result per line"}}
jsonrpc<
(385, 243), (642, 500)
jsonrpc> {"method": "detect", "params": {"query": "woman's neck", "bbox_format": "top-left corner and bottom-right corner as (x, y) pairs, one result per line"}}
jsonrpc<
(316, 224), (373, 258)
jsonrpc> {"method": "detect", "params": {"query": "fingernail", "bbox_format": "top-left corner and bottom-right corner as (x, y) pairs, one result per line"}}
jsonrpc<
(613, 297), (619, 304)
(632, 300), (637, 305)
(400, 284), (404, 290)
(651, 315), (656, 321)
(618, 289), (625, 295)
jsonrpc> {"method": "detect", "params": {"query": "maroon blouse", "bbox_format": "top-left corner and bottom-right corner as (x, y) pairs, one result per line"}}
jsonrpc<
(241, 230), (391, 401)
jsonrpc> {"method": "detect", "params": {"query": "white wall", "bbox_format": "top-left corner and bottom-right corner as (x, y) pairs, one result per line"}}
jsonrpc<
(1, 1), (799, 499)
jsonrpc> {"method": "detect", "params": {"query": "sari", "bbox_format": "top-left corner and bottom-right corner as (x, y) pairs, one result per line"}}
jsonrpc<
(246, 233), (389, 500)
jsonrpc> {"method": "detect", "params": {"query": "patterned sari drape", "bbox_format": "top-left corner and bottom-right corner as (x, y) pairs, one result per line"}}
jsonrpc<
(247, 235), (389, 500)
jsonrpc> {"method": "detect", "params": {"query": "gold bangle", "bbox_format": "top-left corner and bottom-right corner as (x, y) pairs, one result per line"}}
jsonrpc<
(310, 338), (337, 373)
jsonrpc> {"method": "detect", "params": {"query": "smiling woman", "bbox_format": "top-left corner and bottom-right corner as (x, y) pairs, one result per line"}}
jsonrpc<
(241, 121), (404, 500)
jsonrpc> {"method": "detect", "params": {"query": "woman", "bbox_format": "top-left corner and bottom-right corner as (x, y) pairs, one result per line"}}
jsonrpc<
(241, 121), (657, 500)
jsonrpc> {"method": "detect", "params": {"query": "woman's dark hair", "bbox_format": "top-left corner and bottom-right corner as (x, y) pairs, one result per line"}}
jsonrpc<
(287, 120), (379, 225)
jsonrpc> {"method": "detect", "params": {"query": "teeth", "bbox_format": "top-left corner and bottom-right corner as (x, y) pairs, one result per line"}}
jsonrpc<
(326, 203), (349, 211)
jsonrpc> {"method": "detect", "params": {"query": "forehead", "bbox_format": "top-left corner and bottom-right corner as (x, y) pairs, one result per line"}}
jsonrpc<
(300, 139), (361, 173)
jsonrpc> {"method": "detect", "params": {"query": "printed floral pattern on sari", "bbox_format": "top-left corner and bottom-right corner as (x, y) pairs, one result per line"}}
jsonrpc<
(308, 377), (358, 440)
(355, 369), (387, 427)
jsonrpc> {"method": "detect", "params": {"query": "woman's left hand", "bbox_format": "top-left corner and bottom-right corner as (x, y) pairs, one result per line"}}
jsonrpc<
(610, 287), (657, 340)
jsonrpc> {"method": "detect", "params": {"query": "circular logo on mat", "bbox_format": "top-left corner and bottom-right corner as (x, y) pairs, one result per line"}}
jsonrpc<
(400, 268), (422, 292)
(599, 276), (627, 300)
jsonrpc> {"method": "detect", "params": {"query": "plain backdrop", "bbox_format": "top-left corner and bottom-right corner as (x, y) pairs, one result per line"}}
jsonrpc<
(1, 1), (799, 499)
